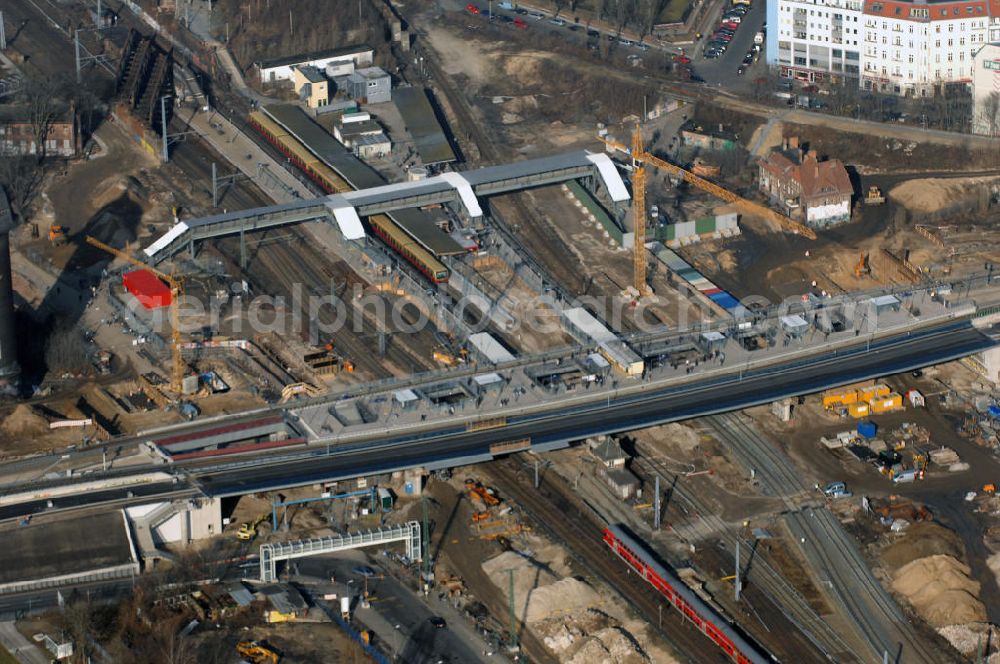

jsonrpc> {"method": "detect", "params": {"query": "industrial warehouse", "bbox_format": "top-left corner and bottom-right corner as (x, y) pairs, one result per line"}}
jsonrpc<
(0, 0), (999, 662)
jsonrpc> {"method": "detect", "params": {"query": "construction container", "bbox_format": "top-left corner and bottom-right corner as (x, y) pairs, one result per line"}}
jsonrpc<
(870, 392), (903, 414)
(823, 389), (859, 409)
(377, 488), (393, 512)
(848, 402), (870, 418)
(859, 384), (891, 403)
(122, 269), (171, 309)
(858, 421), (878, 439)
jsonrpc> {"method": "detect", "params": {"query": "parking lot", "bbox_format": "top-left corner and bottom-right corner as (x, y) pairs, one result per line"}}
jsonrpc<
(690, 0), (767, 89)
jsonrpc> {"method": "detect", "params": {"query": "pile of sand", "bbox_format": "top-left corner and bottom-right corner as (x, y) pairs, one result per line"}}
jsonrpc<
(1, 405), (50, 436)
(566, 627), (650, 664)
(937, 623), (1000, 662)
(892, 554), (986, 627)
(889, 177), (1000, 214)
(536, 609), (650, 663)
(882, 521), (964, 569)
(482, 550), (600, 624)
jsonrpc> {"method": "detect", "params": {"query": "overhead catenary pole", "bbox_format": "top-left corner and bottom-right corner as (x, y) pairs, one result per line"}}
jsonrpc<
(74, 30), (82, 83)
(735, 540), (741, 602)
(507, 569), (518, 652)
(0, 11), (7, 51)
(653, 475), (661, 530)
(160, 96), (169, 162)
(212, 162), (218, 207)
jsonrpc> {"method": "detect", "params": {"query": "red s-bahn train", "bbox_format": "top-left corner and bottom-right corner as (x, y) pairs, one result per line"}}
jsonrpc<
(603, 524), (772, 664)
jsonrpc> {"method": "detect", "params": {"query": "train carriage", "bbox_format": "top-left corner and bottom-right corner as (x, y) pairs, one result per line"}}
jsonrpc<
(602, 525), (771, 664)
(247, 111), (450, 283)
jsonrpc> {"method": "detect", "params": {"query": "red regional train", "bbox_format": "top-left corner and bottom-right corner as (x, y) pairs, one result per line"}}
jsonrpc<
(603, 524), (772, 664)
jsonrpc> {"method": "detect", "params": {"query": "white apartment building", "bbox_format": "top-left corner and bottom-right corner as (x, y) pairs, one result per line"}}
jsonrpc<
(769, 0), (1000, 94)
(971, 43), (1000, 134)
(768, 0), (865, 82)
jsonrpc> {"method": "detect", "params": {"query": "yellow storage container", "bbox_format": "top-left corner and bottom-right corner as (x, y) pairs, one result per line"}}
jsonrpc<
(859, 384), (891, 402)
(870, 392), (903, 414)
(823, 389), (859, 409)
(848, 402), (870, 418)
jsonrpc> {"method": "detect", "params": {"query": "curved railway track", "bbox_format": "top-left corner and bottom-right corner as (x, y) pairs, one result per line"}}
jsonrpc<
(632, 454), (853, 663)
(702, 413), (942, 664)
(489, 458), (731, 664)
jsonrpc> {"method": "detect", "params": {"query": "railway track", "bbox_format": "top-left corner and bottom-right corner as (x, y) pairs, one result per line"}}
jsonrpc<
(488, 459), (725, 664)
(632, 454), (855, 663)
(701, 414), (943, 664)
(418, 50), (584, 296)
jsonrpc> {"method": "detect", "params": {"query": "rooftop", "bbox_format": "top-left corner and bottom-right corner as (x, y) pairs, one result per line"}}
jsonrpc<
(760, 140), (853, 201)
(863, 0), (996, 20)
(680, 120), (739, 143)
(258, 44), (373, 70)
(394, 86), (456, 165)
(350, 66), (389, 81)
(296, 65), (326, 83)
(0, 511), (135, 585)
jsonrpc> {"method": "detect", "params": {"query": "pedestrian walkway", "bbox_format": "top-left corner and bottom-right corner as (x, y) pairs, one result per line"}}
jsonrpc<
(0, 622), (49, 664)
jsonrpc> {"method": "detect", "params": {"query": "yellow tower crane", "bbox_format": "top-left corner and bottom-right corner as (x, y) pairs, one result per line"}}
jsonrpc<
(85, 236), (186, 395)
(630, 127), (651, 296)
(600, 126), (817, 292)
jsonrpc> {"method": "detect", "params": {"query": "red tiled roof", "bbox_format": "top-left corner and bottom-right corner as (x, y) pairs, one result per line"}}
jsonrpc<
(863, 0), (991, 20)
(759, 150), (853, 200)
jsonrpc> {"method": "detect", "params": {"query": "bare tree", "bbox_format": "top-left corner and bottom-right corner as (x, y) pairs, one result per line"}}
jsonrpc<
(985, 91), (1000, 137)
(553, 0), (568, 17)
(20, 78), (60, 161)
(45, 318), (91, 374)
(0, 157), (44, 218)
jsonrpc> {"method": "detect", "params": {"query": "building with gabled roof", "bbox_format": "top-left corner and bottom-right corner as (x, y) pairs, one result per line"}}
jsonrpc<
(758, 136), (854, 228)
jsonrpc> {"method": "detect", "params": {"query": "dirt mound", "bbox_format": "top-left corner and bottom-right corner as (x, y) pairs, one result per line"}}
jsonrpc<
(889, 176), (1000, 214)
(482, 551), (600, 623)
(1, 405), (50, 436)
(892, 554), (985, 627)
(566, 626), (650, 664)
(634, 423), (701, 454)
(938, 623), (1000, 662)
(882, 521), (964, 569)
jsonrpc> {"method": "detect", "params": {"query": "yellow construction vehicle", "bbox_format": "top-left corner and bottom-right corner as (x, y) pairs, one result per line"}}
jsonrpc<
(433, 347), (467, 366)
(235, 640), (279, 664)
(864, 186), (885, 205)
(984, 484), (996, 495)
(236, 513), (269, 541)
(465, 479), (500, 507)
(48, 225), (67, 245)
(854, 252), (870, 278)
(85, 236), (186, 395)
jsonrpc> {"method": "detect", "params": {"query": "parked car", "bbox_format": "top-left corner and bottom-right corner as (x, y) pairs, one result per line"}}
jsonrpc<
(430, 617), (447, 629)
(514, 17), (527, 28)
(548, 17), (566, 26)
(742, 52), (754, 65)
(619, 37), (634, 45)
(528, 11), (545, 19)
(587, 28), (600, 37)
(465, 3), (480, 13)
(636, 42), (650, 50)
(721, 21), (739, 29)
(737, 65), (746, 75)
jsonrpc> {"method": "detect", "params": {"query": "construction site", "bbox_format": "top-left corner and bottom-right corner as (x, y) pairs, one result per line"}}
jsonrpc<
(0, 0), (999, 662)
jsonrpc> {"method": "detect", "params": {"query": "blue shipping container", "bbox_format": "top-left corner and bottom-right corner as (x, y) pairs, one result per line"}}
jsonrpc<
(989, 405), (1000, 419)
(857, 421), (877, 439)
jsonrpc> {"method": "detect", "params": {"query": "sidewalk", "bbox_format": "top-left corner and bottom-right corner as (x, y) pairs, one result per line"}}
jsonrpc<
(0, 622), (48, 664)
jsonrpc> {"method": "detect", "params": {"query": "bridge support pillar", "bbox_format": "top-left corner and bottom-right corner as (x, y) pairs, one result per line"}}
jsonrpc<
(188, 238), (196, 259)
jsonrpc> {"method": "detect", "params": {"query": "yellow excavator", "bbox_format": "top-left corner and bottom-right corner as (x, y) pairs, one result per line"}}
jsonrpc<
(236, 640), (279, 664)
(236, 513), (269, 541)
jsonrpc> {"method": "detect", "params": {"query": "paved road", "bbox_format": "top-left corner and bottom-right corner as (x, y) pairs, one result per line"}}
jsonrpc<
(293, 555), (497, 664)
(0, 621), (50, 664)
(690, 0), (766, 87)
